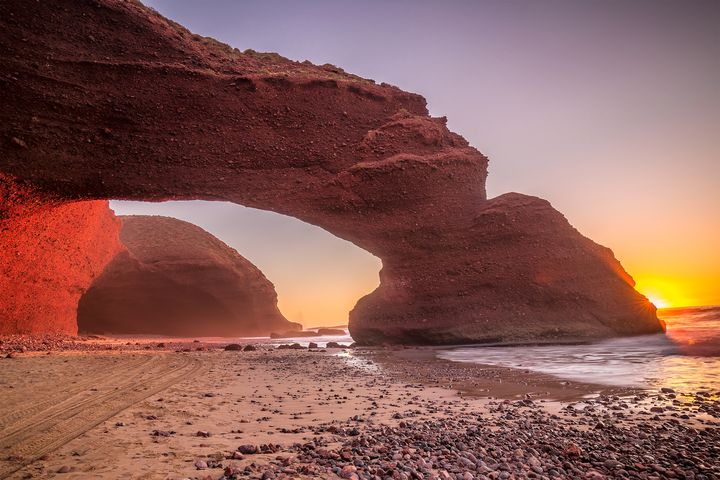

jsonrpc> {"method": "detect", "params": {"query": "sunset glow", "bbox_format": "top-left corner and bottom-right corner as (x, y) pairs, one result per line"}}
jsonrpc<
(633, 276), (696, 310)
(646, 296), (669, 310)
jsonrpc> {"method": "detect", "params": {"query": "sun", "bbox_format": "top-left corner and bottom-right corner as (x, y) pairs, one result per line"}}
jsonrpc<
(646, 295), (669, 309)
(634, 276), (688, 310)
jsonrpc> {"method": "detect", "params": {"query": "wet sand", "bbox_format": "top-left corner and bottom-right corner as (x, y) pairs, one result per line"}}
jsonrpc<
(0, 339), (718, 479)
(367, 348), (641, 402)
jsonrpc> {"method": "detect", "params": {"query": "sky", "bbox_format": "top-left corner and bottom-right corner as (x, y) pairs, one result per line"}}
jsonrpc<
(115, 0), (720, 324)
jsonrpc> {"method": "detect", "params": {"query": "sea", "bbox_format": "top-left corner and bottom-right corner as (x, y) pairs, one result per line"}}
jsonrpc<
(438, 305), (720, 393)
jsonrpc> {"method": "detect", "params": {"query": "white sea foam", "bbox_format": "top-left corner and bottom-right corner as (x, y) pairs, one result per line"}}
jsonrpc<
(438, 306), (720, 392)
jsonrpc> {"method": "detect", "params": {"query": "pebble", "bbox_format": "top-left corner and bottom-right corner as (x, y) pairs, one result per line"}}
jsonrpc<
(238, 444), (258, 454)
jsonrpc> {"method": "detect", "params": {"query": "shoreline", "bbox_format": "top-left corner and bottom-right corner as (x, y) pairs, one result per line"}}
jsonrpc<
(364, 347), (643, 402)
(1, 333), (716, 401)
(0, 340), (718, 479)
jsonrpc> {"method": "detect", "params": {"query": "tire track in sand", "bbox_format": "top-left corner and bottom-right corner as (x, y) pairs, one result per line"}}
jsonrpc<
(0, 353), (202, 479)
(0, 355), (156, 432)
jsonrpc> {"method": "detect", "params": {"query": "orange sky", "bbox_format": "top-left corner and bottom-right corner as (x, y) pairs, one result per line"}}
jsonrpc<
(582, 198), (720, 309)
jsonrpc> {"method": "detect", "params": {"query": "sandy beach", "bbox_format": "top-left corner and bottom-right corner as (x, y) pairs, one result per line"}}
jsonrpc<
(0, 338), (717, 480)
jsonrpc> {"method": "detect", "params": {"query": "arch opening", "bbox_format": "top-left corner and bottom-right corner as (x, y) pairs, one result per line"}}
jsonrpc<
(109, 200), (381, 328)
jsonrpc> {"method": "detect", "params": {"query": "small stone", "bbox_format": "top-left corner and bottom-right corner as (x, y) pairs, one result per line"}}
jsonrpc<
(585, 470), (605, 479)
(224, 343), (242, 351)
(10, 137), (27, 149)
(194, 459), (207, 470)
(564, 443), (582, 457)
(340, 465), (358, 479)
(238, 444), (258, 454)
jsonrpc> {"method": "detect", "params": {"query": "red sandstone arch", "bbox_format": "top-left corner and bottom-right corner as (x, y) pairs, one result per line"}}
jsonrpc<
(0, 0), (662, 343)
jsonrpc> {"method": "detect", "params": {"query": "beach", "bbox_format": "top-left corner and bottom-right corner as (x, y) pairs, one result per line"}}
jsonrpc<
(1, 338), (718, 480)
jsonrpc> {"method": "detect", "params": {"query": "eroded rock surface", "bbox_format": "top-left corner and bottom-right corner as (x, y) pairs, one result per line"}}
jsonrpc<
(349, 193), (663, 345)
(78, 216), (297, 336)
(0, 193), (122, 335)
(0, 0), (662, 342)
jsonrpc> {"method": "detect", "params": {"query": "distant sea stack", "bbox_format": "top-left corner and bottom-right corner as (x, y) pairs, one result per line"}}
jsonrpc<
(0, 0), (663, 344)
(77, 216), (300, 336)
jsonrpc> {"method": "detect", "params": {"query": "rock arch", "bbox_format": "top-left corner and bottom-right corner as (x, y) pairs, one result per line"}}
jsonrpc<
(0, 0), (662, 343)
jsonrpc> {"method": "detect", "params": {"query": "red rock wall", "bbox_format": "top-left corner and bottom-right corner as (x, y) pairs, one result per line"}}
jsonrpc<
(0, 178), (123, 334)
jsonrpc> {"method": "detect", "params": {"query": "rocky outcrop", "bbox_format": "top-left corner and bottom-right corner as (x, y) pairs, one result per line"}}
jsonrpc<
(0, 0), (662, 343)
(349, 193), (661, 344)
(78, 216), (298, 336)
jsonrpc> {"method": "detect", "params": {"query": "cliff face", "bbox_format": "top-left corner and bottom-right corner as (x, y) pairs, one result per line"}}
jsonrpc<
(0, 0), (662, 343)
(77, 216), (297, 336)
(0, 184), (123, 334)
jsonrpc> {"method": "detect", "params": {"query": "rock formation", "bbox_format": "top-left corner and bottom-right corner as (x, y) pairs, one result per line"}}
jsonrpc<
(0, 192), (122, 334)
(0, 0), (662, 343)
(350, 193), (663, 344)
(77, 216), (297, 336)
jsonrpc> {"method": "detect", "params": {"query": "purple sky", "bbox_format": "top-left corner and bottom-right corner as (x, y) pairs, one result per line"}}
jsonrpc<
(115, 1), (720, 323)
